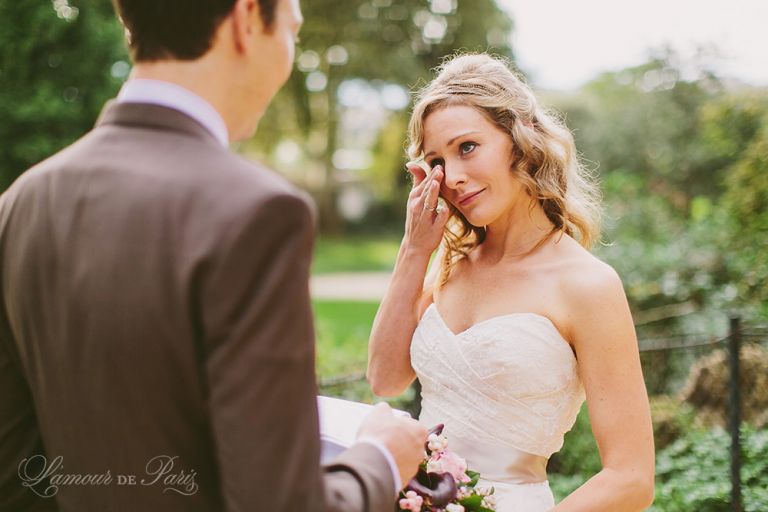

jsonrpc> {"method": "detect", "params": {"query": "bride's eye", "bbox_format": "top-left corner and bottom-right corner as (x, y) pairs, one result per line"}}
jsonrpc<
(459, 142), (477, 155)
(429, 157), (445, 169)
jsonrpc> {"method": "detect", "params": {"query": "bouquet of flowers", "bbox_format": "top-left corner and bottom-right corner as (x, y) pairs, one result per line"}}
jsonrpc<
(397, 424), (496, 512)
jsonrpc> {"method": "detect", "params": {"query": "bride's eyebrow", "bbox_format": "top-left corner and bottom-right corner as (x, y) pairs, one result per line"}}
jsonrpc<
(424, 130), (481, 159)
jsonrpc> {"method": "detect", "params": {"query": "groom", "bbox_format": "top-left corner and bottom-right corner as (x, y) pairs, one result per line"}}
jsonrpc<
(0, 0), (427, 511)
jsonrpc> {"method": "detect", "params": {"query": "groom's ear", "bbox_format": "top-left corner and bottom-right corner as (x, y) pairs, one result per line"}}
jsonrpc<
(230, 0), (261, 54)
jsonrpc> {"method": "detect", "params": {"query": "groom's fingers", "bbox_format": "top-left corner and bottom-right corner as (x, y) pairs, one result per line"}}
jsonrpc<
(358, 402), (393, 435)
(357, 403), (428, 490)
(372, 402), (392, 414)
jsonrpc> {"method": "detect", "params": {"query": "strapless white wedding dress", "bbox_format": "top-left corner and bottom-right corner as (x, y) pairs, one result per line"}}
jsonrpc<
(411, 304), (585, 511)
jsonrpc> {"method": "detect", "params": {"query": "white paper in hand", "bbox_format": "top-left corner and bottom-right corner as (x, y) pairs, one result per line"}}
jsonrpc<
(317, 396), (410, 464)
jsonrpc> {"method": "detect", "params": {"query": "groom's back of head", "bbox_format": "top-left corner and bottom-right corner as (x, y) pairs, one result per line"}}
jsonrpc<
(113, 0), (279, 62)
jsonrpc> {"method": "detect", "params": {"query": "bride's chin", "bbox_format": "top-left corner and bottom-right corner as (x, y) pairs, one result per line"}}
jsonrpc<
(461, 210), (490, 228)
(451, 203), (492, 228)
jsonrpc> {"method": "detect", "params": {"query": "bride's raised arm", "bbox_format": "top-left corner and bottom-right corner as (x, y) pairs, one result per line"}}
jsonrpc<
(366, 163), (449, 397)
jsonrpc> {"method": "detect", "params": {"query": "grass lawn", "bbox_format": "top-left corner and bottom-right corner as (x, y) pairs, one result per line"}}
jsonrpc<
(312, 235), (401, 274)
(313, 299), (378, 377)
(310, 235), (416, 407)
(313, 298), (416, 409)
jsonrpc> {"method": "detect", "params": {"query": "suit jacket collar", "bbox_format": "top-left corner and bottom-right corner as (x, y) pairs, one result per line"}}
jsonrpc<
(95, 101), (223, 147)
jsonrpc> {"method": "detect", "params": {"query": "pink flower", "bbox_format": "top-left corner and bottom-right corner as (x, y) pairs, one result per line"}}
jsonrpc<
(426, 451), (471, 484)
(399, 490), (424, 511)
(442, 451), (471, 483)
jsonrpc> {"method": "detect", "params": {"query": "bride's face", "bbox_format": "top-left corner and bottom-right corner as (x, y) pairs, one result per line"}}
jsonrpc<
(422, 105), (526, 227)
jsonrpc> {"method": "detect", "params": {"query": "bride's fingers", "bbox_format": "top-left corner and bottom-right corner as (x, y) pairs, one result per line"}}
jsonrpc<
(408, 178), (433, 221)
(435, 200), (450, 226)
(408, 177), (431, 210)
(413, 165), (442, 199)
(407, 165), (443, 222)
(412, 163), (442, 194)
(423, 179), (440, 213)
(406, 163), (428, 188)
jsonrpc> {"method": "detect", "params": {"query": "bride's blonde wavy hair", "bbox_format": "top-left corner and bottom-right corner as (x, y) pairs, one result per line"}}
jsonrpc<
(407, 53), (602, 287)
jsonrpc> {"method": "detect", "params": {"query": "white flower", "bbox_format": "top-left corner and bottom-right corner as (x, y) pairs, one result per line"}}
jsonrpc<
(427, 432), (448, 452)
(456, 486), (472, 499)
(446, 504), (465, 512)
(426, 458), (443, 473)
(482, 493), (497, 508)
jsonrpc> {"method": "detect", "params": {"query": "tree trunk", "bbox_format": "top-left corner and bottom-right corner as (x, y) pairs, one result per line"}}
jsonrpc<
(318, 70), (342, 234)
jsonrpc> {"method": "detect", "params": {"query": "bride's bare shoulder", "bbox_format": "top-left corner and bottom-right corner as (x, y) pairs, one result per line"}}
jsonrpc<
(547, 236), (631, 345)
(554, 235), (626, 307)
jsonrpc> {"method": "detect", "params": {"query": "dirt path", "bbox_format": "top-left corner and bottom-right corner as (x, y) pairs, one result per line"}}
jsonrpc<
(310, 272), (391, 301)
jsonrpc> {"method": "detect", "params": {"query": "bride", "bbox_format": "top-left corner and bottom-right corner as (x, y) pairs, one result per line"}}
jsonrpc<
(366, 54), (654, 511)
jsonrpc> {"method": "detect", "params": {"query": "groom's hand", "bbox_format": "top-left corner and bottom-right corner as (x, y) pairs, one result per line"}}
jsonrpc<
(357, 402), (428, 490)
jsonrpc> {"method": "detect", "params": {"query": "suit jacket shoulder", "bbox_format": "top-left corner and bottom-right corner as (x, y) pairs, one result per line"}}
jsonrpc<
(0, 101), (392, 512)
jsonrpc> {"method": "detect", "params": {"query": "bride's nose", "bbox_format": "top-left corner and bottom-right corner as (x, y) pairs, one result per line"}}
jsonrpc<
(443, 162), (468, 189)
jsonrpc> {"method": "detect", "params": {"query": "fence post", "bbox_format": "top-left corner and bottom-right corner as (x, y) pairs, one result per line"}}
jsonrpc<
(728, 316), (742, 512)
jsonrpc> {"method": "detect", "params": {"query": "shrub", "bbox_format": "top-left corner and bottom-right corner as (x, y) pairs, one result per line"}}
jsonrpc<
(651, 426), (768, 511)
(650, 395), (697, 450)
(547, 404), (601, 477)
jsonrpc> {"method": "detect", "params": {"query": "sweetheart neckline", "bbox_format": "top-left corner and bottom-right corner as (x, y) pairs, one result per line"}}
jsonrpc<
(426, 302), (572, 347)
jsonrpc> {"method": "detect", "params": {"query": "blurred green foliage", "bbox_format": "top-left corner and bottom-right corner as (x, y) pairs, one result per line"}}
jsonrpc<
(314, 298), (416, 411)
(551, 419), (768, 510)
(313, 235), (401, 274)
(549, 395), (768, 509)
(0, 0), (126, 188)
(547, 404), (601, 477)
(720, 116), (768, 319)
(651, 426), (768, 511)
(550, 52), (768, 327)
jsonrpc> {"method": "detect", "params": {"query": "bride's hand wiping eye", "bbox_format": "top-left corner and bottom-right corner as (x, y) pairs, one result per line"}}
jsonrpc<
(404, 162), (450, 257)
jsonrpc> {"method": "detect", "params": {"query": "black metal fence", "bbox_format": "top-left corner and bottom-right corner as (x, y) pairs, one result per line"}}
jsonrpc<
(639, 316), (768, 512)
(728, 318), (743, 512)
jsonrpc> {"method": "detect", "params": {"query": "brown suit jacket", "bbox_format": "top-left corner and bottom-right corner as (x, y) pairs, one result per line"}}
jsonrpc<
(0, 102), (394, 512)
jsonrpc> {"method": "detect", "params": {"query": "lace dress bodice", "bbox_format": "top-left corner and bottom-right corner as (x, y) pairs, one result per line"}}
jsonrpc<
(411, 303), (586, 511)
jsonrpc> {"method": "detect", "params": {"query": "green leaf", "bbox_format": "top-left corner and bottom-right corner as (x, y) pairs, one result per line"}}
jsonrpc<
(465, 470), (480, 487)
(458, 495), (483, 507)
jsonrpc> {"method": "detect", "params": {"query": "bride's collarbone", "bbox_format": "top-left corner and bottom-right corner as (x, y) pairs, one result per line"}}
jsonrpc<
(435, 271), (570, 341)
(436, 300), (563, 335)
(433, 241), (604, 346)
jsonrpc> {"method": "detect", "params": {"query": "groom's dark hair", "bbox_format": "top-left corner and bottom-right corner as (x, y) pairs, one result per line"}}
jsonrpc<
(112, 0), (280, 62)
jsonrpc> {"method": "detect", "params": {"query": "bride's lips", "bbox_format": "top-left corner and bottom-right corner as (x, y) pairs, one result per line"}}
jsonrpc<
(457, 188), (485, 206)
